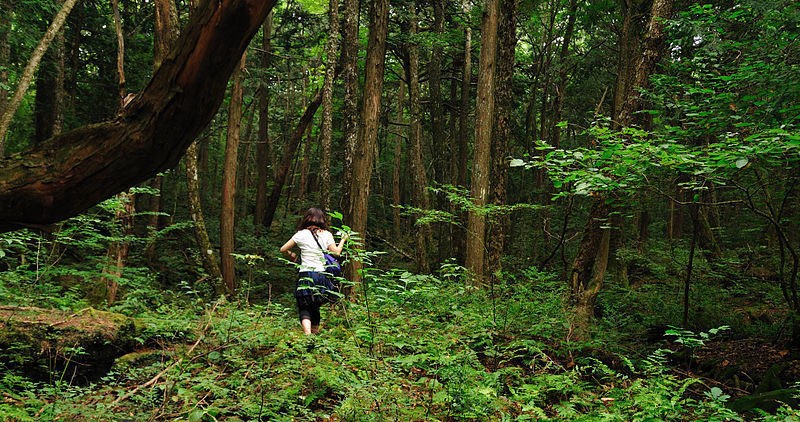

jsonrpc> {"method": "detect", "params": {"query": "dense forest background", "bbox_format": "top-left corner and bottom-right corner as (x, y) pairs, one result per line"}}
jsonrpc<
(0, 0), (798, 419)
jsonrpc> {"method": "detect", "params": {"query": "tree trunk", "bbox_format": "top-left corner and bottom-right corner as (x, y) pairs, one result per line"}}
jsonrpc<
(487, 0), (517, 284)
(220, 55), (247, 295)
(262, 90), (323, 229)
(570, 200), (611, 335)
(392, 82), (405, 239)
(346, 0), (389, 285)
(429, 0), (448, 265)
(465, 0), (500, 286)
(549, 0), (578, 147)
(0, 0), (77, 148)
(100, 192), (134, 305)
(452, 3), (472, 264)
(237, 105), (257, 220)
(319, 0), (339, 212)
(0, 0), (278, 232)
(186, 141), (222, 290)
(406, 4), (431, 274)
(254, 13), (274, 229)
(339, 0), (360, 214)
(570, 0), (674, 328)
(34, 16), (65, 146)
(0, 5), (9, 140)
(297, 124), (312, 203)
(146, 0), (181, 235)
(100, 0), (133, 306)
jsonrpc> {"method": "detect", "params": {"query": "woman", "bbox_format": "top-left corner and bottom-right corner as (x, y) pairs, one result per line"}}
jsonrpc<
(280, 208), (347, 335)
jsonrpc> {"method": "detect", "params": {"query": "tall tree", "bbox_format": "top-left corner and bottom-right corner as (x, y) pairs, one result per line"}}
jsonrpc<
(406, 3), (431, 273)
(570, 0), (675, 331)
(220, 54), (247, 294)
(0, 0), (278, 232)
(319, 0), (340, 212)
(146, 0), (180, 234)
(465, 0), (500, 285)
(392, 81), (406, 239)
(452, 1), (473, 263)
(0, 0), (78, 151)
(186, 139), (222, 289)
(261, 90), (323, 229)
(254, 13), (274, 229)
(487, 0), (517, 283)
(339, 0), (360, 214)
(346, 0), (389, 284)
(100, 0), (133, 306)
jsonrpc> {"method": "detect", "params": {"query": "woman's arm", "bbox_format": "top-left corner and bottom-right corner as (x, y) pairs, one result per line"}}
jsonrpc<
(280, 239), (298, 262)
(327, 233), (349, 255)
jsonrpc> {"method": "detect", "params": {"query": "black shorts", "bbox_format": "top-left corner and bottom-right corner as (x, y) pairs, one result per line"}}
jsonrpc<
(296, 295), (321, 326)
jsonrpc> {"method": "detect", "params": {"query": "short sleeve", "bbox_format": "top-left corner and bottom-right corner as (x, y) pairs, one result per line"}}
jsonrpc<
(291, 231), (303, 243)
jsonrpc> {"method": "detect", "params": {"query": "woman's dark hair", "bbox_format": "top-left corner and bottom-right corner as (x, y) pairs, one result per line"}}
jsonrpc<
(298, 208), (328, 231)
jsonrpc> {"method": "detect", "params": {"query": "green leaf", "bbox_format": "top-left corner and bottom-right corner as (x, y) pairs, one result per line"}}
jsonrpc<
(735, 157), (748, 169)
(509, 158), (526, 168)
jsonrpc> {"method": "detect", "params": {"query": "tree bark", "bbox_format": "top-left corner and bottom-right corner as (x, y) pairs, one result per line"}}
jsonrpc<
(146, 0), (180, 234)
(262, 90), (324, 229)
(451, 2), (473, 264)
(487, 0), (517, 284)
(549, 0), (578, 147)
(319, 0), (340, 212)
(0, 0), (78, 148)
(465, 0), (500, 286)
(407, 4), (431, 274)
(0, 0), (278, 233)
(220, 54), (247, 295)
(339, 0), (360, 213)
(346, 0), (389, 284)
(100, 0), (133, 306)
(186, 140), (222, 289)
(392, 82), (405, 239)
(429, 0), (446, 187)
(570, 0), (673, 329)
(254, 13), (274, 229)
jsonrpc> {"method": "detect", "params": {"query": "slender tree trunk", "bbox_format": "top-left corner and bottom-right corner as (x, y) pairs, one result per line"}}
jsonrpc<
(407, 4), (431, 274)
(220, 55), (247, 295)
(549, 0), (578, 147)
(0, 0), (78, 148)
(237, 106), (257, 220)
(34, 5), (66, 146)
(100, 0), (133, 306)
(146, 0), (180, 235)
(319, 0), (339, 212)
(0, 5), (9, 140)
(487, 0), (517, 284)
(429, 0), (448, 264)
(262, 90), (323, 228)
(392, 82), (405, 239)
(297, 124), (312, 203)
(255, 13), (274, 229)
(570, 199), (611, 335)
(571, 0), (674, 331)
(100, 192), (134, 305)
(186, 140), (222, 290)
(465, 0), (500, 286)
(346, 0), (389, 284)
(339, 0), (360, 213)
(453, 3), (472, 264)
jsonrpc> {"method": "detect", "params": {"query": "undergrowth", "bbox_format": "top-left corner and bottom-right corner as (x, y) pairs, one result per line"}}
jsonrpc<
(2, 262), (797, 421)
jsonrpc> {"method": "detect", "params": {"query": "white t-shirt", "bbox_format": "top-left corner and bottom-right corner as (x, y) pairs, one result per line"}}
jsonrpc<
(291, 229), (335, 273)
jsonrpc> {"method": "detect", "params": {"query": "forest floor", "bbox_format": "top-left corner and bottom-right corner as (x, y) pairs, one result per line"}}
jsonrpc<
(1, 265), (799, 421)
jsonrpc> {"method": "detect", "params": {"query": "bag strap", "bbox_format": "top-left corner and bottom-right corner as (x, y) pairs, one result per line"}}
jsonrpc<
(309, 229), (326, 252)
